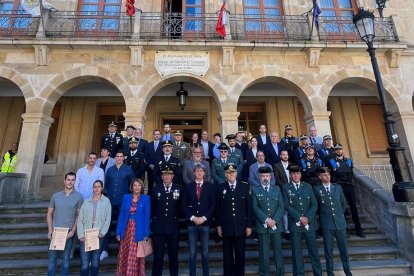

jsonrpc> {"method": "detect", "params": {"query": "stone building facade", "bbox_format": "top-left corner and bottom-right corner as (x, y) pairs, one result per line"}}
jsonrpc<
(0, 0), (413, 199)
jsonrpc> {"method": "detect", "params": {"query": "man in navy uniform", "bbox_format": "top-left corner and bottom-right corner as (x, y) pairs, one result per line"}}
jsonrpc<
(294, 134), (309, 164)
(282, 164), (322, 276)
(328, 143), (365, 238)
(123, 137), (146, 180)
(153, 140), (180, 186)
(216, 164), (253, 276)
(299, 145), (323, 186)
(151, 166), (182, 276)
(252, 166), (284, 276)
(318, 135), (335, 165)
(122, 125), (136, 153)
(100, 121), (123, 158)
(314, 167), (352, 276)
(181, 164), (216, 276)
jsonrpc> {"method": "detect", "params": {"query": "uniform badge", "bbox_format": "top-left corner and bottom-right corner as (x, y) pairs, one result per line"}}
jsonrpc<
(336, 162), (340, 168)
(223, 189), (227, 195)
(157, 193), (161, 198)
(159, 161), (162, 165)
(320, 190), (324, 204)
(173, 189), (180, 200)
(307, 162), (311, 168)
(105, 138), (108, 141)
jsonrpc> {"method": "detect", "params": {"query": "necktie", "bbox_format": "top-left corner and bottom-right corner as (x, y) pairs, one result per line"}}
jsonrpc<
(265, 186), (269, 192)
(311, 137), (314, 145)
(296, 184), (299, 190)
(196, 183), (202, 200)
(154, 141), (158, 151)
(222, 159), (226, 163)
(326, 186), (330, 193)
(165, 187), (170, 193)
(166, 156), (169, 162)
(230, 185), (234, 191)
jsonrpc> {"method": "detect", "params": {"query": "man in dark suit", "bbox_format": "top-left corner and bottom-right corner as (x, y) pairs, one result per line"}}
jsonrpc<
(153, 140), (180, 186)
(235, 131), (248, 160)
(151, 166), (182, 276)
(282, 165), (322, 276)
(161, 123), (174, 142)
(256, 124), (271, 150)
(264, 132), (283, 166)
(216, 164), (253, 276)
(181, 164), (216, 276)
(122, 125), (136, 154)
(145, 129), (163, 194)
(252, 166), (285, 276)
(314, 167), (352, 276)
(200, 130), (215, 164)
(100, 121), (123, 158)
(133, 127), (148, 154)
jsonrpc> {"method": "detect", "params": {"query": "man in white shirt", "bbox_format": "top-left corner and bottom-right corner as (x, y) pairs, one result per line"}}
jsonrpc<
(75, 152), (105, 200)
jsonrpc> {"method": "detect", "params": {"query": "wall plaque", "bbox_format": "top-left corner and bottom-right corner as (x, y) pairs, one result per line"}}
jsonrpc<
(155, 51), (209, 78)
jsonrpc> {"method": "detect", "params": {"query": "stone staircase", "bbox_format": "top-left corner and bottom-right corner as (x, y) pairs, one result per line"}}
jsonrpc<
(0, 202), (412, 275)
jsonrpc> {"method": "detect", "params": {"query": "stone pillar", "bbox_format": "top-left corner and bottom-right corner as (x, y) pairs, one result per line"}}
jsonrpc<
(123, 112), (146, 131)
(224, 10), (231, 40)
(389, 202), (414, 263)
(132, 9), (142, 40)
(304, 111), (332, 137)
(14, 113), (54, 200)
(394, 112), (414, 179)
(219, 111), (240, 138)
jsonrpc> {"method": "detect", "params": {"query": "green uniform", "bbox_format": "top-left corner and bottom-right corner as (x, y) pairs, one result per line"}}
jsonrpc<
(211, 157), (239, 184)
(172, 141), (191, 165)
(252, 184), (284, 276)
(314, 183), (352, 276)
(282, 181), (322, 276)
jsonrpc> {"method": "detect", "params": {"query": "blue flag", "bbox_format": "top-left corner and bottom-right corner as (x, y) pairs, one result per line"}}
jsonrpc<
(313, 0), (321, 29)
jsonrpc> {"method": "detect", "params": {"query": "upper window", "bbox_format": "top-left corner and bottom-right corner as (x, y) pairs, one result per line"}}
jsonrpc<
(319, 0), (356, 17)
(77, 0), (122, 31)
(0, 0), (32, 31)
(243, 0), (284, 33)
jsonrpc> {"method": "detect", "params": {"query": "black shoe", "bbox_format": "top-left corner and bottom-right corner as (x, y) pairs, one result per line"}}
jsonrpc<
(283, 232), (290, 241)
(356, 229), (366, 238)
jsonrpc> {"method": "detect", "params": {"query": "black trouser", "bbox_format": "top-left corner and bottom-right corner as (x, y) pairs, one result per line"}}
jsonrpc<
(102, 205), (119, 252)
(151, 232), (179, 276)
(146, 168), (155, 195)
(340, 183), (362, 231)
(222, 234), (246, 276)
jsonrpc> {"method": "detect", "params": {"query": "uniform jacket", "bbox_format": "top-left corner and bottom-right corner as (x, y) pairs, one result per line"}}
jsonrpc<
(100, 132), (124, 158)
(273, 161), (291, 188)
(123, 137), (148, 154)
(317, 147), (336, 166)
(282, 181), (318, 232)
(211, 156), (239, 184)
(182, 159), (211, 185)
(264, 142), (283, 165)
(150, 183), (183, 234)
(181, 180), (216, 226)
(216, 181), (253, 236)
(153, 155), (180, 185)
(228, 147), (245, 172)
(116, 193), (150, 241)
(235, 142), (249, 160)
(328, 156), (353, 185)
(313, 184), (347, 230)
(172, 141), (191, 165)
(124, 150), (147, 179)
(248, 162), (276, 187)
(252, 185), (284, 233)
(299, 156), (323, 186)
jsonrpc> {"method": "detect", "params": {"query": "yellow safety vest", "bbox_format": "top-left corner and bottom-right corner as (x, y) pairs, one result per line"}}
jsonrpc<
(1, 152), (17, 173)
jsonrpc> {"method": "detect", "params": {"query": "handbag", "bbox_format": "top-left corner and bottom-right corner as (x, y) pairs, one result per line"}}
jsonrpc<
(136, 238), (153, 257)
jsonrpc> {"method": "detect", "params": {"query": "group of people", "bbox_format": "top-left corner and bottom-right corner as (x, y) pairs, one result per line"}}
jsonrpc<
(46, 121), (364, 276)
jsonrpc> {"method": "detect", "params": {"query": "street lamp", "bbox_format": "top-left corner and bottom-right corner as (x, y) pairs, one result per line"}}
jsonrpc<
(375, 0), (387, 18)
(176, 82), (188, 111)
(353, 8), (414, 202)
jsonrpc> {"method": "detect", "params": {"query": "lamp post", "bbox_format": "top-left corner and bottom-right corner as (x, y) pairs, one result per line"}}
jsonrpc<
(176, 82), (188, 111)
(375, 0), (387, 18)
(353, 8), (414, 201)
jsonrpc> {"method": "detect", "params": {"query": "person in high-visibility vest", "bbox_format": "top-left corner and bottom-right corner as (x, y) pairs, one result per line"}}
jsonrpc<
(1, 143), (18, 173)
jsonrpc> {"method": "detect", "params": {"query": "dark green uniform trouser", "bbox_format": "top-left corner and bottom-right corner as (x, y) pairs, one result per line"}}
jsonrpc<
(290, 231), (322, 276)
(258, 232), (284, 276)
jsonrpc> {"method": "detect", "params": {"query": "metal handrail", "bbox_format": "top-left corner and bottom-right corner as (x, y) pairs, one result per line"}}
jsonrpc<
(354, 164), (395, 191)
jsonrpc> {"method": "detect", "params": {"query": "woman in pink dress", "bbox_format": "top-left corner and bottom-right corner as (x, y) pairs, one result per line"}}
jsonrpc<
(116, 179), (150, 276)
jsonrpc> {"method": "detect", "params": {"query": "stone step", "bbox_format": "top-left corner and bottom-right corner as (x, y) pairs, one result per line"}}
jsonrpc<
(0, 243), (398, 263)
(0, 257), (411, 275)
(0, 213), (46, 224)
(0, 202), (48, 214)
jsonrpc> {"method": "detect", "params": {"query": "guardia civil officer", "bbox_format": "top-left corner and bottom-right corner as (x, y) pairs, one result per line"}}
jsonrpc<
(327, 144), (365, 238)
(211, 143), (239, 184)
(100, 121), (123, 158)
(216, 164), (253, 276)
(252, 166), (284, 276)
(314, 167), (352, 276)
(150, 166), (182, 276)
(282, 164), (322, 276)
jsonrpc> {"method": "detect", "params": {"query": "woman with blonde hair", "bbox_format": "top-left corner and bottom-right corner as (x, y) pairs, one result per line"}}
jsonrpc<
(116, 178), (150, 276)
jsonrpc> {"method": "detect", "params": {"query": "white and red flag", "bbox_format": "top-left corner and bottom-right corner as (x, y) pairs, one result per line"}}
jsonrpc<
(216, 0), (227, 37)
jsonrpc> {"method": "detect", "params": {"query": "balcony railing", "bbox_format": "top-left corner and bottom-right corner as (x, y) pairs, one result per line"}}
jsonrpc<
(45, 11), (133, 39)
(354, 164), (395, 191)
(0, 10), (40, 38)
(318, 16), (398, 42)
(0, 10), (399, 43)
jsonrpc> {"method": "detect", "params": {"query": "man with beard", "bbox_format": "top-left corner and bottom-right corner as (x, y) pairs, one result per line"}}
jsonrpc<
(100, 121), (123, 158)
(299, 145), (323, 187)
(182, 146), (211, 185)
(318, 135), (335, 165)
(226, 134), (244, 180)
(124, 137), (147, 180)
(122, 125), (136, 153)
(75, 152), (104, 200)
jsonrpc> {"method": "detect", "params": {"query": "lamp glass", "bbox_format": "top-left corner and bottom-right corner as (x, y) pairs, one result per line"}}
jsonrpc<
(353, 9), (375, 43)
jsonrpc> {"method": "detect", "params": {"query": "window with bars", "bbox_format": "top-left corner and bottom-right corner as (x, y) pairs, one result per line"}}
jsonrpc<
(77, 0), (121, 31)
(243, 0), (284, 33)
(319, 0), (356, 34)
(0, 0), (32, 30)
(183, 0), (204, 32)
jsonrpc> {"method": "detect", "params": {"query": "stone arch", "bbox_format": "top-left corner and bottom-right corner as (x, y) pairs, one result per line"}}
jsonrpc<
(0, 67), (35, 100)
(37, 66), (134, 115)
(321, 69), (409, 113)
(139, 73), (228, 112)
(231, 71), (316, 115)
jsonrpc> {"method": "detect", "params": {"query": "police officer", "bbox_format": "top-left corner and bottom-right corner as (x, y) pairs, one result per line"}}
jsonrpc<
(299, 145), (323, 186)
(294, 134), (309, 164)
(280, 124), (299, 163)
(252, 166), (284, 276)
(153, 140), (180, 186)
(328, 144), (365, 238)
(318, 135), (335, 165)
(216, 164), (253, 276)
(211, 143), (239, 184)
(100, 121), (123, 158)
(314, 167), (352, 276)
(123, 137), (146, 180)
(151, 166), (183, 276)
(282, 164), (322, 276)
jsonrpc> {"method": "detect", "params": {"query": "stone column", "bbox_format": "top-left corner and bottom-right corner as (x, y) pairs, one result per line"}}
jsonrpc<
(394, 112), (414, 179)
(14, 113), (54, 201)
(389, 202), (414, 263)
(132, 9), (142, 40)
(219, 111), (240, 138)
(123, 112), (146, 132)
(304, 110), (332, 137)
